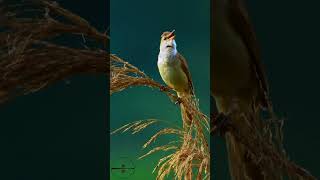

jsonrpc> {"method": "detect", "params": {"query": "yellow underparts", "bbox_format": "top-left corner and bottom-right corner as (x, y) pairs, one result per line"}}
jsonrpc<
(158, 60), (189, 95)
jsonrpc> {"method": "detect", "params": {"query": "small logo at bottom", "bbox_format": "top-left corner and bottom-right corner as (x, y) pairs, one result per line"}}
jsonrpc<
(111, 156), (135, 178)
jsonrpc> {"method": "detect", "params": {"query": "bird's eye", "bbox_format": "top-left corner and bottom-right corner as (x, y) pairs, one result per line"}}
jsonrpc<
(163, 37), (167, 40)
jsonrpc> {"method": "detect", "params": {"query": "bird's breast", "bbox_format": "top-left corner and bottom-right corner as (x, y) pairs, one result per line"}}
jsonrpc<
(157, 57), (189, 93)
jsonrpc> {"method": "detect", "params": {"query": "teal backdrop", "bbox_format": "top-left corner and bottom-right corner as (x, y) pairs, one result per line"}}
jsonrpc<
(110, 0), (210, 179)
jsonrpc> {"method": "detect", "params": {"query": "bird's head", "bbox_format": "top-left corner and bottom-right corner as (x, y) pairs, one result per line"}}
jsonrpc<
(160, 30), (177, 53)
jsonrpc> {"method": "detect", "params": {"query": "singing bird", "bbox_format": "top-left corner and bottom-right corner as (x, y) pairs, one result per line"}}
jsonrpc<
(157, 30), (194, 125)
(212, 0), (280, 179)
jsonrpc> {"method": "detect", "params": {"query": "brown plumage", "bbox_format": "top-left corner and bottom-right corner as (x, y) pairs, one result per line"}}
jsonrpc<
(177, 53), (194, 96)
(228, 0), (271, 110)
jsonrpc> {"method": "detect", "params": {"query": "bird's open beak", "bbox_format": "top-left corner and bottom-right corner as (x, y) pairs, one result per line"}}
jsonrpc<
(168, 30), (175, 40)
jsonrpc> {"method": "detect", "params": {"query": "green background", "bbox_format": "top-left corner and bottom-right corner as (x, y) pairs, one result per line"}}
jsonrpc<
(0, 1), (108, 180)
(110, 0), (210, 179)
(214, 1), (320, 179)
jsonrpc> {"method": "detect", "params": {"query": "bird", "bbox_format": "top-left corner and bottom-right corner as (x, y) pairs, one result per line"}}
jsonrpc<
(212, 0), (281, 179)
(157, 30), (194, 126)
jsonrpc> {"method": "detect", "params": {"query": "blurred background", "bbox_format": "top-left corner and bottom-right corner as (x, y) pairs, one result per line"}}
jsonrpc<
(214, 1), (320, 179)
(0, 1), (109, 179)
(110, 0), (210, 179)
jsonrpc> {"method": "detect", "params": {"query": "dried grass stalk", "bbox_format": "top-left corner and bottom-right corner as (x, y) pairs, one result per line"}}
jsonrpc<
(211, 109), (317, 180)
(0, 0), (108, 104)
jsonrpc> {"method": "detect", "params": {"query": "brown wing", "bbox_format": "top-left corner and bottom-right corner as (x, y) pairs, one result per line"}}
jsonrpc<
(177, 53), (194, 95)
(228, 0), (270, 108)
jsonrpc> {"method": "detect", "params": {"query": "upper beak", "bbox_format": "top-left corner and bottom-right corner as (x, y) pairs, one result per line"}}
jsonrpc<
(169, 35), (175, 40)
(168, 30), (175, 40)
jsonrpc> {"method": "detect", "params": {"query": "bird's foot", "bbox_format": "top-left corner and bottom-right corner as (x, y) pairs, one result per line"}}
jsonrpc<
(211, 112), (232, 136)
(175, 97), (182, 105)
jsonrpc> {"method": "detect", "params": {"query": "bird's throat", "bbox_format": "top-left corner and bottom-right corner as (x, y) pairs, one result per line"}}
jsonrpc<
(159, 48), (177, 63)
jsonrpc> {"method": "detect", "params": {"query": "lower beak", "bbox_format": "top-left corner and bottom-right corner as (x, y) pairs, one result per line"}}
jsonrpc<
(169, 35), (175, 40)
